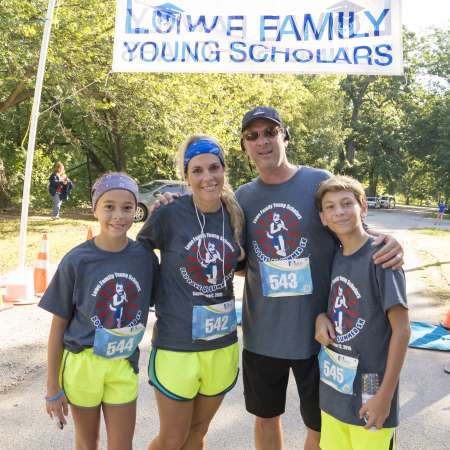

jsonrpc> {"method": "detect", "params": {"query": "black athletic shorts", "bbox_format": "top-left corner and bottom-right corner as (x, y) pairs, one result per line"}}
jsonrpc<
(243, 349), (321, 432)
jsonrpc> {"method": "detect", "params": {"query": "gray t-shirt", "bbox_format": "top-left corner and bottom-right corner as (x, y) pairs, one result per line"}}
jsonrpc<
(137, 195), (239, 351)
(319, 237), (407, 427)
(39, 240), (158, 372)
(235, 166), (336, 359)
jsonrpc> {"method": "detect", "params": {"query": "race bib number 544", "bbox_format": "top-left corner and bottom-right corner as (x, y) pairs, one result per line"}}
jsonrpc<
(93, 324), (145, 359)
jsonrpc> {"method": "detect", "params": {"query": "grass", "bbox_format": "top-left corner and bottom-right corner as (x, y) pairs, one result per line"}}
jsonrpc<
(0, 210), (143, 275)
(407, 228), (450, 301)
(412, 227), (450, 236)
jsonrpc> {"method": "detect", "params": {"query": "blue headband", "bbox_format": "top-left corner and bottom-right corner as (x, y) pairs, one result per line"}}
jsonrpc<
(91, 173), (138, 211)
(183, 139), (225, 173)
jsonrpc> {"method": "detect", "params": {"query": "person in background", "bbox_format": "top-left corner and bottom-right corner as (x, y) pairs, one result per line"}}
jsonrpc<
(48, 161), (73, 219)
(434, 200), (447, 226)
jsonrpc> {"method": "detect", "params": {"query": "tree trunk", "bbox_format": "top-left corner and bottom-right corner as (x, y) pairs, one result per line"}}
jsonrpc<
(343, 76), (375, 164)
(0, 66), (35, 113)
(367, 163), (378, 196)
(0, 158), (11, 208)
(110, 108), (126, 171)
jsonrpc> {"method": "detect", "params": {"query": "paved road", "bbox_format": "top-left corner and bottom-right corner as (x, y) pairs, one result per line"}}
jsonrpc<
(366, 209), (450, 450)
(0, 209), (449, 449)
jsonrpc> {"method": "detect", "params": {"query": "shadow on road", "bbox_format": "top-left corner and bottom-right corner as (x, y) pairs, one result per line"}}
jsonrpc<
(405, 260), (450, 273)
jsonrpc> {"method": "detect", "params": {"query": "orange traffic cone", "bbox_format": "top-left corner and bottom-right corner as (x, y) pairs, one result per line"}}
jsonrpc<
(34, 233), (50, 295)
(86, 226), (93, 240)
(442, 308), (450, 330)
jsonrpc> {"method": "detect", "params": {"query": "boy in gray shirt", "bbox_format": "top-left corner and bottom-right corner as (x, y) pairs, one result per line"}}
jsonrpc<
(314, 175), (410, 450)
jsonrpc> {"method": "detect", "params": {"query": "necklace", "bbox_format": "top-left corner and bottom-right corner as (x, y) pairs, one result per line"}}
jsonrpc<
(194, 201), (226, 288)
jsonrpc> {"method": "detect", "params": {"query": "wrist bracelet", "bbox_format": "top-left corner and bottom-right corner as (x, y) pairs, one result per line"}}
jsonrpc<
(45, 390), (65, 402)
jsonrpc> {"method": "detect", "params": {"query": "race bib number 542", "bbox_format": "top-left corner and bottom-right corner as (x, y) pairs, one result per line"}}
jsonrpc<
(192, 300), (237, 341)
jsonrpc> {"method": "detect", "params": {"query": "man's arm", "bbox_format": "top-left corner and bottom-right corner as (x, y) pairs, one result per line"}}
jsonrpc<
(358, 305), (410, 429)
(367, 229), (404, 270)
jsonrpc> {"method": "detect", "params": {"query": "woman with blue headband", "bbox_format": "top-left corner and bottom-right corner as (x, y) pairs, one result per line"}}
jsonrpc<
(137, 135), (245, 450)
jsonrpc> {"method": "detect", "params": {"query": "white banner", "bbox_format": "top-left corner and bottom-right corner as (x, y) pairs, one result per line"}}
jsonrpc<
(112, 0), (403, 75)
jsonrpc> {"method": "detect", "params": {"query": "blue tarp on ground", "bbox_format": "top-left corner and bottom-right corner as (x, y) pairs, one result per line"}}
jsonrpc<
(409, 321), (450, 351)
(236, 300), (242, 325)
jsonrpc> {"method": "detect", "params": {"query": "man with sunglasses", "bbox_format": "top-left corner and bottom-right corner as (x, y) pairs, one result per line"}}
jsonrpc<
(235, 106), (403, 450)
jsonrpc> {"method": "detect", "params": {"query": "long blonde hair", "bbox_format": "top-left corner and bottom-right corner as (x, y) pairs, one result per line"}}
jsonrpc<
(177, 135), (245, 261)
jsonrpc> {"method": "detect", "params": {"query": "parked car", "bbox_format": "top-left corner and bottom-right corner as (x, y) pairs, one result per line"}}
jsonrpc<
(366, 196), (381, 209)
(379, 195), (396, 209)
(134, 180), (190, 222)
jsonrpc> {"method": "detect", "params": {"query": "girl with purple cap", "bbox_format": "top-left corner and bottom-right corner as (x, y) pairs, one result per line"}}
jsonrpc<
(39, 172), (158, 450)
(137, 135), (245, 450)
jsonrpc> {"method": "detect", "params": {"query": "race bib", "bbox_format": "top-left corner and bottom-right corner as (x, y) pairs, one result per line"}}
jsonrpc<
(192, 300), (237, 341)
(318, 346), (359, 395)
(93, 324), (145, 359)
(259, 257), (313, 297)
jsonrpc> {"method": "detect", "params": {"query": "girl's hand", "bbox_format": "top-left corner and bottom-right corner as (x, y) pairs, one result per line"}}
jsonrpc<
(359, 392), (391, 430)
(45, 389), (69, 427)
(315, 313), (336, 346)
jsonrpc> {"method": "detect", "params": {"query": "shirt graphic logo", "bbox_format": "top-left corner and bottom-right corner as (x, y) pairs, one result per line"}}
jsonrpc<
(180, 233), (235, 296)
(199, 241), (223, 285)
(252, 203), (307, 262)
(328, 275), (365, 343)
(90, 273), (143, 329)
(267, 212), (289, 257)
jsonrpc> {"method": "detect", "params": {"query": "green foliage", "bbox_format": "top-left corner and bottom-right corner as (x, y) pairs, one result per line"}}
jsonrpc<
(0, 2), (448, 208)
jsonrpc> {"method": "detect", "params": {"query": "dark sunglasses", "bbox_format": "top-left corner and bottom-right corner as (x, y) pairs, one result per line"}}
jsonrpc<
(242, 126), (283, 141)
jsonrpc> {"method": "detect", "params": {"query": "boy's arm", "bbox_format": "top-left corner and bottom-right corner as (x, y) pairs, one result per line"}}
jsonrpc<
(359, 304), (410, 429)
(46, 315), (69, 425)
(315, 313), (336, 346)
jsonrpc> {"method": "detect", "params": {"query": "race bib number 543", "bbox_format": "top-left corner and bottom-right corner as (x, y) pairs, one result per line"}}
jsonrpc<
(259, 257), (313, 297)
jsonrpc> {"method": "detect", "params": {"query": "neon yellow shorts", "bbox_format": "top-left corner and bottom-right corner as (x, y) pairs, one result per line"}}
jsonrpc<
(149, 343), (239, 401)
(60, 348), (138, 407)
(320, 411), (396, 450)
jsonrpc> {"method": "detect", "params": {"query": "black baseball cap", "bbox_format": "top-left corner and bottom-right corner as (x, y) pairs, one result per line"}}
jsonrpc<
(241, 106), (284, 131)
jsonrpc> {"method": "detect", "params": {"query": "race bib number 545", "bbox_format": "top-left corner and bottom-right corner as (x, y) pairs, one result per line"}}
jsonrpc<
(318, 346), (359, 395)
